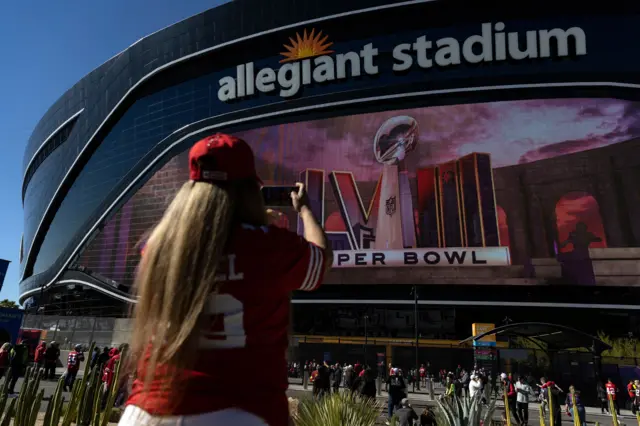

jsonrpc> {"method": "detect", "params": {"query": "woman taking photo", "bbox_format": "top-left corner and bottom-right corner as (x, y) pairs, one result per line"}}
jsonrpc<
(119, 133), (333, 426)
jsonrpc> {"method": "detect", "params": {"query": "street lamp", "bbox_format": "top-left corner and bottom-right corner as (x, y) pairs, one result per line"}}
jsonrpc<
(412, 285), (420, 391)
(364, 314), (369, 365)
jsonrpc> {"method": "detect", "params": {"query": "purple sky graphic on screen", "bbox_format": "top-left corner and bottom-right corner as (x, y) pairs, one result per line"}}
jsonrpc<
(238, 98), (640, 180)
(234, 98), (640, 251)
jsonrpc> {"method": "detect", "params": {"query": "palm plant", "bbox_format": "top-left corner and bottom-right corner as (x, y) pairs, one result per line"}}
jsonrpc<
(292, 392), (383, 426)
(435, 395), (496, 426)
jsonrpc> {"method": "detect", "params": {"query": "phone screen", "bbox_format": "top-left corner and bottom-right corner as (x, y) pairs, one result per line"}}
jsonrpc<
(261, 185), (297, 207)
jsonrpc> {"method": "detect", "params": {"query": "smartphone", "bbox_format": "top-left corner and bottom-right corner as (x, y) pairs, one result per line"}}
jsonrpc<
(261, 185), (298, 207)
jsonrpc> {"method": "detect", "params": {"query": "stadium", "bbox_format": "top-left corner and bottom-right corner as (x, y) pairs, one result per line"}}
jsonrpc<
(18, 0), (640, 376)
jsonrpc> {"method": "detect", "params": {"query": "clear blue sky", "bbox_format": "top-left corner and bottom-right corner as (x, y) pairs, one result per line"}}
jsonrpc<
(0, 0), (230, 303)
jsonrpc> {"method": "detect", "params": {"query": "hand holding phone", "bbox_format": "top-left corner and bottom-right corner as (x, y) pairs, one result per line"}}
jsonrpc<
(261, 185), (298, 207)
(290, 182), (310, 213)
(261, 183), (309, 213)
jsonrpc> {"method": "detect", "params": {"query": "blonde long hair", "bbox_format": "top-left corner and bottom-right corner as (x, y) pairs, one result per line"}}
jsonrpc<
(130, 178), (266, 396)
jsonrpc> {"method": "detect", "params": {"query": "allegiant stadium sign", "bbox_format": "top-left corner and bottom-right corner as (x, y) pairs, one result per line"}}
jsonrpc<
(217, 22), (587, 101)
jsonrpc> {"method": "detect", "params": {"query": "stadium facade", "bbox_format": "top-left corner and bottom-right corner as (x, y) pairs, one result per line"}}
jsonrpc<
(20, 0), (640, 348)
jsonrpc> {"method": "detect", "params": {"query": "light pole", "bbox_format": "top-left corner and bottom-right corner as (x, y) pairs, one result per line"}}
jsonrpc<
(412, 285), (420, 391)
(364, 314), (369, 365)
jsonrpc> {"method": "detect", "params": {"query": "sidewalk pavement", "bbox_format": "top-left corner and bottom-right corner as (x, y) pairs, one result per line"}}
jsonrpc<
(287, 384), (638, 418)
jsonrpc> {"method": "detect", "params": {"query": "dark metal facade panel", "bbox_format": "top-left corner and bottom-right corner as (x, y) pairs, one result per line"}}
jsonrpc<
(22, 0), (408, 172)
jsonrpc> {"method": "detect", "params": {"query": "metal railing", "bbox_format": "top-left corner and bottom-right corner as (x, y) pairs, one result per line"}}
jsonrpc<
(22, 314), (132, 350)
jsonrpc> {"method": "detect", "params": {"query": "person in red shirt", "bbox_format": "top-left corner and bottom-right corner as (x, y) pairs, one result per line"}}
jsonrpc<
(606, 378), (621, 415)
(121, 134), (332, 426)
(99, 347), (120, 409)
(34, 341), (46, 368)
(354, 361), (362, 376)
(102, 348), (120, 390)
(64, 344), (85, 391)
(0, 343), (10, 377)
(502, 373), (520, 425)
(627, 380), (637, 415)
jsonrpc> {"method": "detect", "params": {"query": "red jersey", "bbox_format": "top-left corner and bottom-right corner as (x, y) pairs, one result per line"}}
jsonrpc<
(419, 367), (426, 377)
(67, 350), (84, 372)
(606, 382), (618, 400)
(127, 224), (327, 426)
(34, 344), (46, 363)
(102, 348), (120, 387)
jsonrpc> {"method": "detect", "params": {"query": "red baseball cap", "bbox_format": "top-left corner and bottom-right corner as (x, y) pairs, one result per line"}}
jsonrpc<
(189, 133), (261, 183)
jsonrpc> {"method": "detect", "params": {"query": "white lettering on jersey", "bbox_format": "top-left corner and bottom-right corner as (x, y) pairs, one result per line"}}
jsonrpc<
(200, 293), (246, 349)
(214, 254), (244, 282)
(227, 254), (244, 280)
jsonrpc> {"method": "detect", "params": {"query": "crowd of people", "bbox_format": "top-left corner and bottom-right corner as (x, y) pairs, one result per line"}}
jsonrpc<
(296, 360), (437, 425)
(294, 358), (640, 426)
(0, 339), (131, 412)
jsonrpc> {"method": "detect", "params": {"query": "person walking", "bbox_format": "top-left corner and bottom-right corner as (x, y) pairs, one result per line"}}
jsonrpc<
(515, 376), (533, 426)
(34, 341), (46, 369)
(469, 375), (482, 399)
(89, 347), (100, 370)
(631, 380), (640, 416)
(312, 363), (330, 399)
(460, 369), (470, 398)
(8, 343), (28, 394)
(394, 398), (419, 426)
(444, 375), (456, 399)
(96, 347), (110, 374)
(344, 365), (355, 390)
(44, 341), (60, 380)
(565, 385), (586, 426)
(606, 378), (621, 415)
(386, 368), (407, 425)
(120, 134), (332, 426)
(502, 373), (520, 425)
(540, 377), (562, 426)
(0, 343), (11, 378)
(353, 368), (376, 399)
(597, 381), (609, 414)
(64, 344), (85, 392)
(332, 363), (342, 394)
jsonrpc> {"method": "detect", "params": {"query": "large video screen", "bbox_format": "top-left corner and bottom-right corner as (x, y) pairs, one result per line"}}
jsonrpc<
(77, 98), (640, 288)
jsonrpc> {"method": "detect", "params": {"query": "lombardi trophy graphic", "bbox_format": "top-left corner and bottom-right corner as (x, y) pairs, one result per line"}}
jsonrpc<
(373, 116), (418, 249)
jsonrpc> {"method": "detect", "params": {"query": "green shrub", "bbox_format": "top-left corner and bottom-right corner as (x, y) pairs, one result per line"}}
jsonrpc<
(435, 395), (496, 426)
(292, 392), (383, 426)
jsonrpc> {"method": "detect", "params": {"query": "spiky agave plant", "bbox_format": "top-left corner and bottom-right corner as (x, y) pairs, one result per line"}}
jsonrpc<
(293, 392), (383, 426)
(0, 366), (46, 426)
(435, 395), (496, 426)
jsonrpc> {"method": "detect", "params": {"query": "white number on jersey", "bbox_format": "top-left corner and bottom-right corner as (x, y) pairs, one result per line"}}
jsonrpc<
(200, 293), (246, 349)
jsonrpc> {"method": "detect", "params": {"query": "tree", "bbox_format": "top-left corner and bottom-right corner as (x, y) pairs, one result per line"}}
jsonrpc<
(0, 299), (18, 309)
(598, 332), (639, 359)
